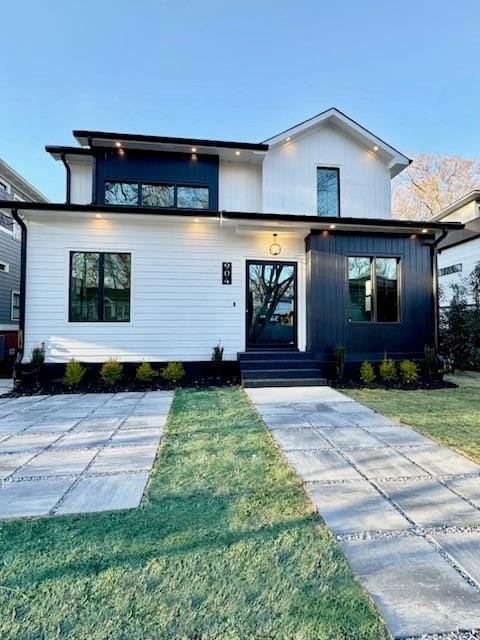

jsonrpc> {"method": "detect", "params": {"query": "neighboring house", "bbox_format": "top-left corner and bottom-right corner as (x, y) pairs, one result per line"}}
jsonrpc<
(3, 108), (462, 385)
(429, 191), (480, 308)
(0, 159), (47, 366)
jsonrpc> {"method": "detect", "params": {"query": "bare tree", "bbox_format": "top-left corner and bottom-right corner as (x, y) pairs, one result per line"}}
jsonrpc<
(392, 154), (480, 220)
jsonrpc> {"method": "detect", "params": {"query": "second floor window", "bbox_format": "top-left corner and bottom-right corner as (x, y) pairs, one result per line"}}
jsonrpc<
(104, 181), (210, 210)
(317, 167), (339, 216)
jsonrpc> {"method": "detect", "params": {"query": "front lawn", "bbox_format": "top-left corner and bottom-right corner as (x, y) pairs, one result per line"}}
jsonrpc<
(346, 374), (480, 463)
(0, 387), (385, 640)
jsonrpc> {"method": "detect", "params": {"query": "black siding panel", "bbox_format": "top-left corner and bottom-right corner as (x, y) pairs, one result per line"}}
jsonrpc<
(307, 232), (434, 362)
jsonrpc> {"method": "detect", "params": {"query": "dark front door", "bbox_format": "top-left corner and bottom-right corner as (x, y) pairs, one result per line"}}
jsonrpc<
(246, 261), (297, 348)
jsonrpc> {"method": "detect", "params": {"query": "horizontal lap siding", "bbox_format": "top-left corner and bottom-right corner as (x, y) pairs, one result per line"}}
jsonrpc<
(0, 232), (20, 327)
(24, 216), (306, 363)
(438, 238), (480, 306)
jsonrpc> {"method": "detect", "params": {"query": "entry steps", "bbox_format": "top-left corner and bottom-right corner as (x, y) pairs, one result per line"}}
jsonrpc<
(238, 351), (327, 387)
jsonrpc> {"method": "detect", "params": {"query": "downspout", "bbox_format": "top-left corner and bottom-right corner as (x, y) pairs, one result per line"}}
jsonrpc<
(11, 208), (27, 382)
(430, 228), (448, 351)
(60, 153), (71, 204)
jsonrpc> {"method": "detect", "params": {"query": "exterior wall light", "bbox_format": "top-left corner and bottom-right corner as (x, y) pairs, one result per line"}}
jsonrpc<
(269, 233), (282, 256)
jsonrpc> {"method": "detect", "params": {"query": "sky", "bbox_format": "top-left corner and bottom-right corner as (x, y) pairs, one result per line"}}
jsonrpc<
(1, 0), (480, 201)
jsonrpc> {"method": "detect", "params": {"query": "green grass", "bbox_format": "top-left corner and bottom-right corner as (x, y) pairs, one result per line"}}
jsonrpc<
(346, 374), (480, 463)
(0, 387), (385, 640)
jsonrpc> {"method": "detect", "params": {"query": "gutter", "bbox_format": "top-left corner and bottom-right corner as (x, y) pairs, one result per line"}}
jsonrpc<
(60, 153), (71, 204)
(430, 228), (449, 351)
(10, 208), (27, 380)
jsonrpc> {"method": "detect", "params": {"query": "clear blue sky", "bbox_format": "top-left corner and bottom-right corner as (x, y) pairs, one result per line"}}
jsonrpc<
(2, 0), (480, 201)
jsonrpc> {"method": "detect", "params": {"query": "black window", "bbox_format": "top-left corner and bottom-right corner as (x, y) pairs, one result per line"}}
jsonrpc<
(70, 252), (131, 322)
(348, 256), (400, 323)
(177, 186), (209, 209)
(11, 291), (20, 321)
(105, 182), (138, 205)
(141, 184), (174, 207)
(317, 167), (339, 216)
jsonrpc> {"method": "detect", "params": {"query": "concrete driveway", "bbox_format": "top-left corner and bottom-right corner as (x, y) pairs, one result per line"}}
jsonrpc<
(247, 386), (480, 640)
(0, 390), (173, 519)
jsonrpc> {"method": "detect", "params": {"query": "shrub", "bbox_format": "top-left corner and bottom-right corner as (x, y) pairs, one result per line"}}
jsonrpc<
(100, 359), (123, 386)
(424, 345), (443, 380)
(136, 361), (156, 384)
(161, 361), (185, 385)
(399, 360), (419, 384)
(333, 345), (346, 380)
(359, 361), (376, 384)
(63, 359), (86, 388)
(379, 357), (398, 383)
(211, 342), (224, 374)
(31, 343), (45, 387)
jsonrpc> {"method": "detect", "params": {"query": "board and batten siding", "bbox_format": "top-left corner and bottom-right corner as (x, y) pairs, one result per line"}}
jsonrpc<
(438, 237), (480, 306)
(218, 161), (262, 212)
(262, 124), (391, 218)
(70, 160), (93, 204)
(23, 214), (306, 363)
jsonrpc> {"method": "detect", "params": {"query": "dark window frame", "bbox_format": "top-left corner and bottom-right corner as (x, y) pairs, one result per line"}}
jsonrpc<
(317, 166), (340, 217)
(103, 179), (211, 210)
(104, 180), (139, 206)
(69, 251), (131, 323)
(347, 255), (402, 324)
(11, 290), (20, 322)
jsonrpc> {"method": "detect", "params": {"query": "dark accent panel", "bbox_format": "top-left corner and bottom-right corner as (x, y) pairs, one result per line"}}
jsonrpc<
(95, 149), (219, 209)
(306, 232), (434, 362)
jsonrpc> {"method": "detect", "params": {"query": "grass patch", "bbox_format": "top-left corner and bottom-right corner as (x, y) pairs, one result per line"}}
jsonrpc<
(0, 387), (385, 639)
(345, 374), (480, 463)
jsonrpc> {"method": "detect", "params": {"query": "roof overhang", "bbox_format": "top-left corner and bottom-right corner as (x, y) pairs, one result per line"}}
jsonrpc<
(263, 107), (411, 178)
(4, 201), (463, 236)
(72, 130), (268, 164)
(45, 146), (94, 164)
(429, 190), (480, 221)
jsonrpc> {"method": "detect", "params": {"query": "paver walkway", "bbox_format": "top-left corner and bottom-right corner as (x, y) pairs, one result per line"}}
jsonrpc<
(0, 390), (173, 518)
(247, 386), (480, 640)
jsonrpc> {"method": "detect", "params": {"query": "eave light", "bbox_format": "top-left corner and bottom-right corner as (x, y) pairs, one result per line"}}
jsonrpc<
(191, 147), (197, 153)
(329, 224), (336, 229)
(235, 150), (241, 156)
(115, 141), (122, 148)
(286, 136), (291, 142)
(269, 233), (281, 256)
(95, 213), (102, 219)
(373, 145), (379, 152)
(422, 228), (428, 233)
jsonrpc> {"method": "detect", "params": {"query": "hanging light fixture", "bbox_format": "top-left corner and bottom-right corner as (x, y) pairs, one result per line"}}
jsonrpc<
(269, 233), (282, 256)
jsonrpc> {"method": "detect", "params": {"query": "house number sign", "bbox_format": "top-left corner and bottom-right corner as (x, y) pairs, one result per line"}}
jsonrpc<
(222, 262), (232, 285)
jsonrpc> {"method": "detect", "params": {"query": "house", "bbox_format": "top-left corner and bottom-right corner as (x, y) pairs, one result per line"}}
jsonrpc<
(429, 191), (480, 309)
(0, 158), (47, 368)
(3, 108), (462, 385)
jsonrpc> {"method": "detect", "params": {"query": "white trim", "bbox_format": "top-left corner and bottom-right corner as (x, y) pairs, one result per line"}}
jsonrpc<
(0, 323), (18, 331)
(11, 290), (20, 322)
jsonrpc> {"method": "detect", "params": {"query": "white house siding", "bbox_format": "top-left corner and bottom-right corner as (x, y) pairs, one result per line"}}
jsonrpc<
(438, 237), (480, 307)
(440, 201), (479, 224)
(262, 124), (391, 218)
(23, 213), (306, 363)
(218, 161), (262, 212)
(70, 160), (93, 204)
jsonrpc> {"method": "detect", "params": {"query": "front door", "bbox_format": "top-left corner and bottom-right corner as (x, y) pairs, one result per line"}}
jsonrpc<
(246, 261), (297, 349)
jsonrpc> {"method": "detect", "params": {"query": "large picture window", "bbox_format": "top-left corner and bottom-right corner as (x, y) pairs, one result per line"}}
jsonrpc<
(70, 252), (131, 322)
(104, 181), (210, 209)
(317, 167), (340, 216)
(348, 256), (400, 323)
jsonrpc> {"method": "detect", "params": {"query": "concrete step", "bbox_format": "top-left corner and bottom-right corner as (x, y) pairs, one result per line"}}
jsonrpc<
(242, 368), (323, 380)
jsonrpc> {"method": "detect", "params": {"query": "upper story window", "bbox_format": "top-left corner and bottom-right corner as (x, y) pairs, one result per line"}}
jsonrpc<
(317, 167), (340, 217)
(11, 291), (20, 321)
(348, 256), (400, 323)
(104, 181), (210, 210)
(70, 251), (131, 322)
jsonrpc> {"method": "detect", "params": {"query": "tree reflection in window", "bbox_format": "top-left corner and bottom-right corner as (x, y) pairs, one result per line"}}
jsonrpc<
(105, 182), (138, 205)
(141, 184), (174, 207)
(177, 186), (209, 209)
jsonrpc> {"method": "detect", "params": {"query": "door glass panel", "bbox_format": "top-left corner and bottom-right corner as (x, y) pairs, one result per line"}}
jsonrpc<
(247, 262), (295, 347)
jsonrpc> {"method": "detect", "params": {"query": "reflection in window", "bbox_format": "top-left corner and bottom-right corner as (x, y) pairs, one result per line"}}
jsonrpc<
(376, 258), (399, 322)
(70, 253), (100, 321)
(141, 184), (174, 207)
(177, 186), (209, 209)
(105, 182), (138, 205)
(348, 257), (372, 322)
(317, 167), (339, 216)
(70, 252), (131, 322)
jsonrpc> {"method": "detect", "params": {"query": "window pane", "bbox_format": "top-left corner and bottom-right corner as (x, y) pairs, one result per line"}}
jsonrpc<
(105, 182), (138, 205)
(103, 254), (131, 321)
(141, 184), (174, 207)
(376, 258), (399, 322)
(348, 257), (372, 322)
(12, 292), (20, 321)
(177, 186), (209, 209)
(317, 168), (339, 216)
(70, 253), (100, 321)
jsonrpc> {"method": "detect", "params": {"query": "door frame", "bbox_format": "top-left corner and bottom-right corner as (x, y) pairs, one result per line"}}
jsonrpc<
(245, 259), (298, 350)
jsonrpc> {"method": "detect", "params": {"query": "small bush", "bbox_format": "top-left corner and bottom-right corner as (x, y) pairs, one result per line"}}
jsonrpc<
(379, 358), (398, 383)
(63, 359), (86, 388)
(211, 342), (224, 374)
(359, 361), (376, 384)
(31, 343), (45, 388)
(136, 361), (156, 384)
(100, 359), (123, 386)
(399, 360), (419, 384)
(424, 345), (443, 379)
(161, 361), (185, 385)
(333, 345), (346, 380)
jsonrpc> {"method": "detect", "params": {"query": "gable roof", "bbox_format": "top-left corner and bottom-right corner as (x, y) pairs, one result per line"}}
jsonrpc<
(429, 190), (480, 221)
(262, 107), (411, 178)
